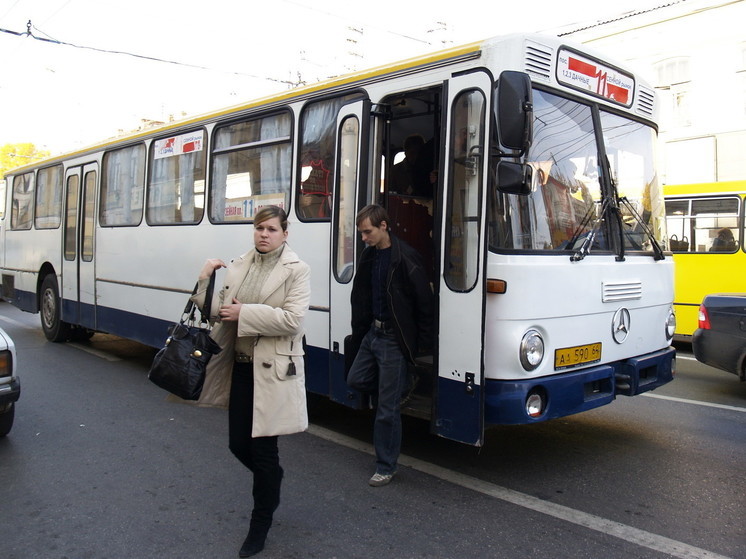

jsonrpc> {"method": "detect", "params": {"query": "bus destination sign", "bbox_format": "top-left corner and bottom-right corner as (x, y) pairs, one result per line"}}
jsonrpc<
(556, 48), (635, 106)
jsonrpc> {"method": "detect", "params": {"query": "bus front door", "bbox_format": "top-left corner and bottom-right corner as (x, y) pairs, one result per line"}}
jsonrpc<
(329, 100), (369, 405)
(435, 72), (492, 445)
(61, 164), (98, 330)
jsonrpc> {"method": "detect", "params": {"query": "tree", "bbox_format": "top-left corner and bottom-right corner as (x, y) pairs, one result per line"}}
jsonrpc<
(0, 143), (51, 179)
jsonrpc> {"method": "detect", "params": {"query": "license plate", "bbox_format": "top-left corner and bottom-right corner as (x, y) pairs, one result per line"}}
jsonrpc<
(554, 342), (602, 370)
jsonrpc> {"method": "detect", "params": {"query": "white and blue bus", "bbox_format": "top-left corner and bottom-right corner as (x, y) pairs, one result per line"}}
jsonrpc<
(0, 33), (675, 445)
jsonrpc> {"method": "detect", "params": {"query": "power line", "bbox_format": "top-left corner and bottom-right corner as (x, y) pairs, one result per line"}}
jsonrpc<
(0, 20), (297, 86)
(283, 0), (431, 45)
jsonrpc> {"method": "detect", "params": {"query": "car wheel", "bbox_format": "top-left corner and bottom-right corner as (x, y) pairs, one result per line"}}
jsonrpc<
(40, 274), (71, 343)
(0, 403), (14, 437)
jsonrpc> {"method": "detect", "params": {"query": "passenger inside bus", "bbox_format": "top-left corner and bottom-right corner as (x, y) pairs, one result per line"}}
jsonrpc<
(709, 227), (736, 251)
(389, 133), (438, 198)
(382, 89), (441, 285)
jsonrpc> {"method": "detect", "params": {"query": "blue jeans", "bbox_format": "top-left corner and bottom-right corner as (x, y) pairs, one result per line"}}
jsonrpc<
(347, 325), (409, 475)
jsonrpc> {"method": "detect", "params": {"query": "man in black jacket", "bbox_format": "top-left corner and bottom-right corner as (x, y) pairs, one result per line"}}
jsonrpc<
(347, 204), (433, 487)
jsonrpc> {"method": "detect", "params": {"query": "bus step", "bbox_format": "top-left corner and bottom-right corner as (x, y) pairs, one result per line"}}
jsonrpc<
(402, 394), (432, 420)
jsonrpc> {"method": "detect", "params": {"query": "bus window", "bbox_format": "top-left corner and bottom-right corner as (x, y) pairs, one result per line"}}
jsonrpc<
(490, 91), (600, 251)
(692, 197), (740, 252)
(11, 172), (34, 231)
(600, 110), (663, 251)
(35, 165), (63, 230)
(445, 89), (485, 291)
(100, 144), (146, 226)
(297, 94), (363, 221)
(665, 196), (740, 252)
(334, 115), (359, 283)
(0, 179), (5, 219)
(82, 170), (96, 261)
(64, 174), (79, 260)
(665, 198), (690, 251)
(147, 130), (206, 225)
(210, 112), (291, 223)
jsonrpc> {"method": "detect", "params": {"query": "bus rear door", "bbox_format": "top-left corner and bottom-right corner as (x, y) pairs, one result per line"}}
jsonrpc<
(61, 163), (98, 330)
(435, 71), (492, 445)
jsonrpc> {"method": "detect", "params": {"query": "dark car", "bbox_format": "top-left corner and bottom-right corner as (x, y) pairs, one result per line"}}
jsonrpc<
(692, 294), (746, 380)
(0, 325), (20, 436)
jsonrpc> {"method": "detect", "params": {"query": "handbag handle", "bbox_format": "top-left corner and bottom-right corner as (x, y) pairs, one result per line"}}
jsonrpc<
(183, 271), (216, 325)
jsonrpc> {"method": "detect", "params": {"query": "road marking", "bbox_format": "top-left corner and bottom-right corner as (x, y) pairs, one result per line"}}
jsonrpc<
(642, 392), (746, 413)
(0, 314), (35, 329)
(308, 424), (733, 559)
(68, 342), (122, 361)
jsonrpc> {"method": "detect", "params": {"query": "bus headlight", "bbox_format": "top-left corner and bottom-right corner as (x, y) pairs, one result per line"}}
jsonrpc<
(520, 329), (544, 371)
(665, 309), (676, 341)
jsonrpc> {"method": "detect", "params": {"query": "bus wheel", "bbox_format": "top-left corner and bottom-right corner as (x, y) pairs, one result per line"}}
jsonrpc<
(40, 274), (70, 342)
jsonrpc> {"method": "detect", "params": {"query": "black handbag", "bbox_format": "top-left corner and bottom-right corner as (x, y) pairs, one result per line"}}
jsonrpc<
(148, 273), (222, 400)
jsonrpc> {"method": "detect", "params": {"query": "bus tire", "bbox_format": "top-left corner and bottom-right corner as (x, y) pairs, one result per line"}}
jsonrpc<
(40, 274), (70, 342)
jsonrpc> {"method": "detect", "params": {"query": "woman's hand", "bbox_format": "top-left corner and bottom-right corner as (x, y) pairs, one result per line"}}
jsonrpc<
(218, 298), (242, 322)
(199, 258), (226, 280)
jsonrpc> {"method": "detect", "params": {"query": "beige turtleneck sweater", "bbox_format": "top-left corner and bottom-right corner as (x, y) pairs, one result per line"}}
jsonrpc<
(234, 244), (284, 359)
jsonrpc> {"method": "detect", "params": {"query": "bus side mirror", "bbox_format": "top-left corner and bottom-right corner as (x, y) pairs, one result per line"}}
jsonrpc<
(496, 161), (533, 195)
(497, 71), (533, 155)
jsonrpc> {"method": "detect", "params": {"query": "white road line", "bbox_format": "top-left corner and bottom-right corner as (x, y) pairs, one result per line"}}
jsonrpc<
(642, 392), (746, 413)
(68, 342), (122, 361)
(308, 424), (733, 559)
(0, 314), (35, 329)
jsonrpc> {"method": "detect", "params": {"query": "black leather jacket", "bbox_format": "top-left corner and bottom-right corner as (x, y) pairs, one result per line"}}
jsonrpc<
(349, 234), (433, 366)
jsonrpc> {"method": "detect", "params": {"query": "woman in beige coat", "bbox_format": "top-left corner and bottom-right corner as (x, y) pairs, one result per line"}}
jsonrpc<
(192, 205), (310, 558)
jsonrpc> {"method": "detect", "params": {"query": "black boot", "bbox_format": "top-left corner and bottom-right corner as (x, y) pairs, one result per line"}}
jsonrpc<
(239, 466), (283, 557)
(239, 521), (269, 557)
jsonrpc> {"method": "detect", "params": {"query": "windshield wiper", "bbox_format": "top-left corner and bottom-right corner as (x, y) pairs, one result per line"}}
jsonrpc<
(570, 197), (612, 262)
(617, 196), (665, 261)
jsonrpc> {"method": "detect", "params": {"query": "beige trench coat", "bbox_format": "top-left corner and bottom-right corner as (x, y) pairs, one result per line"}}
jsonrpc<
(191, 244), (310, 437)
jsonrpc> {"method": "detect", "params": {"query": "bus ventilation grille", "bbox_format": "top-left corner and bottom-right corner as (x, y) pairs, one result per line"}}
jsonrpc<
(602, 281), (642, 302)
(636, 86), (655, 118)
(525, 42), (552, 81)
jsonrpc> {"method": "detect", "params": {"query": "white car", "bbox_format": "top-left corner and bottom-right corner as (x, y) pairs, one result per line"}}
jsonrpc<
(0, 326), (19, 437)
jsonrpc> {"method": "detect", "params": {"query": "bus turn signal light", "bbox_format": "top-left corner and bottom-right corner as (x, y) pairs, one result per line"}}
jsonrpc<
(486, 279), (507, 294)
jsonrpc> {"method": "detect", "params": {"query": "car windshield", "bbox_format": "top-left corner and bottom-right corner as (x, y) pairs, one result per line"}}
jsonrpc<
(488, 89), (664, 253)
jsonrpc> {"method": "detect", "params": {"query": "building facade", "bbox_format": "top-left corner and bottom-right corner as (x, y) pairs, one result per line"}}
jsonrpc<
(558, 0), (746, 185)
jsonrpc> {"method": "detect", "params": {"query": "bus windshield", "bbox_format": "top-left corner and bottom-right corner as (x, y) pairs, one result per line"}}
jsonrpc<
(489, 89), (663, 253)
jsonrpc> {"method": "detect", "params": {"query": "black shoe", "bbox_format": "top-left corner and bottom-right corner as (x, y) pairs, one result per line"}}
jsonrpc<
(239, 528), (267, 558)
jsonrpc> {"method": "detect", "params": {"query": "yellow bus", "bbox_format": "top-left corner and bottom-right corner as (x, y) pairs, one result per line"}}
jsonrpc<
(664, 181), (745, 340)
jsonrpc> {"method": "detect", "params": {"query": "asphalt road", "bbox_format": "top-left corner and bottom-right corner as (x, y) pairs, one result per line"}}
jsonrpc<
(0, 302), (743, 559)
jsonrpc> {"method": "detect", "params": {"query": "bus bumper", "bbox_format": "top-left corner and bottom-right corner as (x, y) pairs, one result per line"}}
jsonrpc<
(484, 346), (675, 425)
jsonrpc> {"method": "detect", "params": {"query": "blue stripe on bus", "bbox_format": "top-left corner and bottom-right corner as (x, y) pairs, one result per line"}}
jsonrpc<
(484, 346), (675, 425)
(9, 290), (367, 410)
(9, 289), (37, 313)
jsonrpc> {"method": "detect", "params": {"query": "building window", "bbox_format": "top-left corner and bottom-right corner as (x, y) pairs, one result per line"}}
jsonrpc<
(655, 57), (692, 128)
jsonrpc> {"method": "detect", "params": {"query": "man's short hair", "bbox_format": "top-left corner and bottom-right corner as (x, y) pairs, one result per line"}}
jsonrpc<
(356, 204), (389, 228)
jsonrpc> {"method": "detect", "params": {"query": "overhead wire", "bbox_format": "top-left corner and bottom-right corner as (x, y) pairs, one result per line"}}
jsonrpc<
(0, 20), (296, 85)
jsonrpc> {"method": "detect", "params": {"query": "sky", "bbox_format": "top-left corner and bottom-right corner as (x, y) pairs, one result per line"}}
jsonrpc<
(0, 0), (668, 155)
